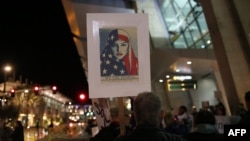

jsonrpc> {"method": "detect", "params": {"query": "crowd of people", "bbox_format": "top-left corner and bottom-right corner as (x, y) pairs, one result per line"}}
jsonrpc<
(88, 90), (250, 141)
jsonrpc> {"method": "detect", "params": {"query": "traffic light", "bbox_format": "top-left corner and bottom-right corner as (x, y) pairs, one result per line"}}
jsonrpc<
(34, 86), (39, 95)
(52, 86), (57, 94)
(79, 93), (86, 101)
(10, 89), (15, 98)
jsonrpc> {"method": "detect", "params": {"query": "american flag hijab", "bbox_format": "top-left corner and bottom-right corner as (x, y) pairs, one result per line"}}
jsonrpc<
(100, 29), (138, 77)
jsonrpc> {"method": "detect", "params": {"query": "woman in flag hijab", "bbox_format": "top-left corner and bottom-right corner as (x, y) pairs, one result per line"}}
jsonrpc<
(100, 29), (138, 77)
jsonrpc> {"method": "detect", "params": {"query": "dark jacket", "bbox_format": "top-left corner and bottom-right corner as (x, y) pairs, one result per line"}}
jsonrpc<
(11, 125), (24, 141)
(184, 124), (223, 141)
(117, 125), (186, 141)
(237, 111), (250, 125)
(90, 121), (120, 141)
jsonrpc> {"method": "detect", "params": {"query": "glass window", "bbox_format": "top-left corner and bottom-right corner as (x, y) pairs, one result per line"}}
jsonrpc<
(189, 0), (198, 7)
(183, 29), (194, 47)
(197, 13), (209, 35)
(189, 21), (201, 41)
(157, 0), (212, 49)
(174, 35), (187, 48)
(203, 33), (212, 46)
(174, 0), (188, 10)
(195, 39), (206, 49)
(164, 7), (179, 33)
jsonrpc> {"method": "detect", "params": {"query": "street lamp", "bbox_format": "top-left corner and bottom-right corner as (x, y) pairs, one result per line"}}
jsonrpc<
(3, 65), (12, 94)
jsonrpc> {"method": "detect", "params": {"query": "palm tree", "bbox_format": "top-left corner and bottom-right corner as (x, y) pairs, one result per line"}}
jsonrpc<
(10, 90), (45, 127)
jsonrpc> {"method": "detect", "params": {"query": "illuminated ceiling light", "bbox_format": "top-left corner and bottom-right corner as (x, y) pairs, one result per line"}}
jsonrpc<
(173, 75), (192, 80)
(176, 69), (180, 72)
(166, 75), (170, 78)
(206, 40), (211, 44)
(159, 79), (164, 83)
(187, 61), (192, 65)
(201, 45), (205, 48)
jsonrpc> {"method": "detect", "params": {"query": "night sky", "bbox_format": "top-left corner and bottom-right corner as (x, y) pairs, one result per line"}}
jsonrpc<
(0, 0), (89, 102)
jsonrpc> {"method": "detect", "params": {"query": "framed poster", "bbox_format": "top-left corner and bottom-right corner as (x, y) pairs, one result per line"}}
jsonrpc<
(87, 13), (151, 98)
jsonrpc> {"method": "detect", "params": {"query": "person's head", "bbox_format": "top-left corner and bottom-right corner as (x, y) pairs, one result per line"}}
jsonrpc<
(244, 91), (250, 111)
(178, 105), (187, 115)
(110, 107), (119, 121)
(215, 105), (224, 115)
(194, 110), (216, 126)
(15, 120), (23, 128)
(134, 91), (162, 126)
(163, 112), (176, 127)
(108, 29), (130, 60)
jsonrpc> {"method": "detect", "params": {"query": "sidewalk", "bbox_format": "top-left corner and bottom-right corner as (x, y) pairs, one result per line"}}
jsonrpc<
(24, 127), (46, 141)
(35, 125), (90, 141)
(37, 132), (89, 141)
(25, 123), (91, 141)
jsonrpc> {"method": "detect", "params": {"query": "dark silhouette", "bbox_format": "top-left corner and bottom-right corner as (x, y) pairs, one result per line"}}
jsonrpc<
(11, 120), (24, 141)
(236, 103), (247, 118)
(237, 91), (250, 125)
(0, 122), (13, 141)
(184, 110), (223, 141)
(215, 102), (226, 115)
(36, 118), (40, 137)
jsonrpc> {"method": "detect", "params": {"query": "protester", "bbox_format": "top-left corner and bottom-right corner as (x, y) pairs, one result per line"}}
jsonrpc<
(0, 122), (13, 141)
(237, 91), (250, 125)
(184, 110), (223, 141)
(11, 120), (24, 141)
(176, 105), (192, 134)
(90, 107), (131, 141)
(236, 103), (247, 118)
(164, 112), (188, 136)
(215, 102), (226, 115)
(117, 91), (186, 141)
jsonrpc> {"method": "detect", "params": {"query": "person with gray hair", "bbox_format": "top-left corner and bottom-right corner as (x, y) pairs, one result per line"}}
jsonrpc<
(117, 91), (186, 141)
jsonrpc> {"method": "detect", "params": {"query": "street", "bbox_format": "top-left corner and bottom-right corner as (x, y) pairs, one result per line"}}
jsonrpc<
(24, 127), (89, 141)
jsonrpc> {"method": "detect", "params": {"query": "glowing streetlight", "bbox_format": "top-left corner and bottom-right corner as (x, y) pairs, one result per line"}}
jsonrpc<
(3, 65), (12, 94)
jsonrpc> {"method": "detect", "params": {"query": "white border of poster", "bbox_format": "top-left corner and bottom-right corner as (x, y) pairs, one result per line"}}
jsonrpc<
(87, 13), (151, 98)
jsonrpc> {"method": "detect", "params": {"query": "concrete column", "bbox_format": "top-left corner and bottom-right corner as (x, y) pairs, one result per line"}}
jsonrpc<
(200, 0), (250, 114)
(151, 81), (171, 111)
(212, 70), (231, 115)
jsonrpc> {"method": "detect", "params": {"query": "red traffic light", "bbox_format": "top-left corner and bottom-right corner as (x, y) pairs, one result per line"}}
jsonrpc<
(79, 93), (86, 100)
(10, 89), (15, 98)
(52, 86), (57, 94)
(10, 89), (15, 93)
(34, 86), (39, 91)
(52, 86), (57, 91)
(34, 86), (39, 95)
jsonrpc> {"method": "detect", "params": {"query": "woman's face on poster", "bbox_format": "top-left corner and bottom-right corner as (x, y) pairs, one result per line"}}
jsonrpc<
(111, 39), (129, 59)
